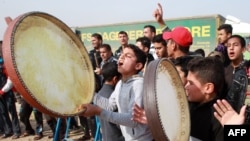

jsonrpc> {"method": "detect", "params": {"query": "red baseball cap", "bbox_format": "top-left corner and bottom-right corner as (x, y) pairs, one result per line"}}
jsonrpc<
(163, 26), (193, 47)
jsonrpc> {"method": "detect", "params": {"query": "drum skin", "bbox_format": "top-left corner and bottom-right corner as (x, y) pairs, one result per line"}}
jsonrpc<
(143, 58), (190, 141)
(2, 12), (95, 117)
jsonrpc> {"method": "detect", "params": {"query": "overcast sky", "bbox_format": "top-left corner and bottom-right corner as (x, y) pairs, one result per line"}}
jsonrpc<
(1, 0), (250, 40)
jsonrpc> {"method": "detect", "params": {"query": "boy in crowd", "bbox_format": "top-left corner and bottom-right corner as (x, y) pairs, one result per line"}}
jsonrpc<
(97, 62), (124, 141)
(224, 35), (249, 123)
(152, 34), (168, 59)
(173, 56), (194, 85)
(224, 35), (247, 94)
(82, 33), (103, 140)
(186, 57), (224, 141)
(136, 36), (154, 76)
(79, 44), (153, 141)
(133, 57), (224, 141)
(132, 55), (195, 124)
(163, 26), (192, 59)
(136, 36), (154, 63)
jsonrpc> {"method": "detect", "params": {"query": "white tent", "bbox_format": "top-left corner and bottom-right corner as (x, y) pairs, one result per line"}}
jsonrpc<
(225, 15), (250, 37)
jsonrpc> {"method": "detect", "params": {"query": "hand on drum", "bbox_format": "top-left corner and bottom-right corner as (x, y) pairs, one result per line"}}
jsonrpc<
(77, 104), (102, 117)
(213, 99), (246, 126)
(132, 103), (148, 124)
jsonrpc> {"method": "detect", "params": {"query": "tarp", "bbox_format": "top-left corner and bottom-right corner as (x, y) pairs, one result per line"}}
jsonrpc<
(225, 15), (250, 37)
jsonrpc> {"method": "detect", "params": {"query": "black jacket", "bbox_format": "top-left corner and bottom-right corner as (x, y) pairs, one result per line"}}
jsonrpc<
(88, 49), (102, 92)
(0, 64), (7, 88)
(147, 53), (154, 64)
(224, 63), (250, 123)
(88, 49), (102, 69)
(114, 46), (123, 60)
(189, 100), (224, 141)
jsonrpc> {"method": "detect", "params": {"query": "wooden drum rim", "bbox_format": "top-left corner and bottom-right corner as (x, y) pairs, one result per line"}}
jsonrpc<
(143, 58), (190, 141)
(2, 12), (95, 117)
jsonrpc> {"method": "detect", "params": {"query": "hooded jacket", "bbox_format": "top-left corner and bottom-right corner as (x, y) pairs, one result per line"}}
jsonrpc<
(94, 76), (153, 141)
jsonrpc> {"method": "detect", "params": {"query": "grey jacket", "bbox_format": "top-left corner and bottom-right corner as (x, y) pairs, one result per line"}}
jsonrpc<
(94, 76), (153, 141)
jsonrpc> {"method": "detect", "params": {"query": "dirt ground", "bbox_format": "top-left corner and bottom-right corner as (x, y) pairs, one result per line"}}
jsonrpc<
(1, 103), (93, 141)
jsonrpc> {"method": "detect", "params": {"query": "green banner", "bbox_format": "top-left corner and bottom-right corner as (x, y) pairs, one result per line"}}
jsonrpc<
(76, 15), (225, 55)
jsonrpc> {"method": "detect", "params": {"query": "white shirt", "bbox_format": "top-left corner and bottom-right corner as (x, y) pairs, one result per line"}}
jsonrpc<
(149, 43), (158, 59)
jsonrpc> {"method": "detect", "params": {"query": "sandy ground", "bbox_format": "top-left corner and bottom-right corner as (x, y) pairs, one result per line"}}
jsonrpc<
(1, 103), (93, 141)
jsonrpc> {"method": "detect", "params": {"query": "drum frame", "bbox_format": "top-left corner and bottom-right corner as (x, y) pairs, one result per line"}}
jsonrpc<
(143, 58), (190, 141)
(2, 12), (95, 117)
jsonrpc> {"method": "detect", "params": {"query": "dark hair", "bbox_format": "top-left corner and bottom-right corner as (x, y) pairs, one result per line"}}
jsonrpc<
(100, 43), (112, 52)
(174, 56), (194, 77)
(118, 31), (128, 37)
(194, 48), (205, 57)
(144, 25), (156, 33)
(124, 44), (147, 72)
(227, 34), (246, 48)
(217, 24), (233, 34)
(152, 34), (166, 46)
(187, 57), (224, 94)
(178, 45), (190, 54)
(207, 51), (225, 63)
(91, 33), (103, 41)
(102, 62), (121, 82)
(136, 36), (151, 50)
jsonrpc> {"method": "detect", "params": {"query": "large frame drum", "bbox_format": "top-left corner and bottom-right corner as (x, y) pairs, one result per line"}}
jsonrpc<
(144, 58), (190, 141)
(2, 12), (95, 117)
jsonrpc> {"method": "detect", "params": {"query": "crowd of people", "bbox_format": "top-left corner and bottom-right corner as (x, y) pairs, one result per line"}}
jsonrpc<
(0, 2), (250, 141)
(79, 3), (250, 141)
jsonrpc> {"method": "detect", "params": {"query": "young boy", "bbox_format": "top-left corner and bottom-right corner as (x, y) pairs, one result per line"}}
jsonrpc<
(224, 35), (248, 113)
(97, 62), (124, 141)
(186, 57), (224, 141)
(79, 44), (153, 141)
(152, 34), (168, 59)
(173, 56), (194, 85)
(133, 57), (224, 141)
(132, 56), (195, 124)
